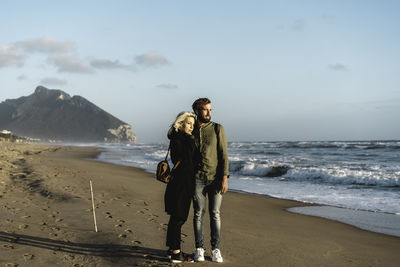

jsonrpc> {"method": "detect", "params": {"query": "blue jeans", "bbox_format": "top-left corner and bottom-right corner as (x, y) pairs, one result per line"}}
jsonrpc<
(193, 178), (222, 250)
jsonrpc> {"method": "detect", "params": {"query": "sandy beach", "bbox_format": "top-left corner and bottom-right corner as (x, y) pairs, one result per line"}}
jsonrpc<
(1, 142), (400, 267)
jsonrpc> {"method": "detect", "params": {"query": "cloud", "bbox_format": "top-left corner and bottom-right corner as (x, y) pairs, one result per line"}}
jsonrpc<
(40, 77), (68, 86)
(90, 58), (133, 70)
(329, 63), (348, 71)
(47, 55), (94, 74)
(17, 74), (28, 81)
(292, 19), (306, 31)
(135, 51), (169, 67)
(156, 83), (179, 90)
(0, 46), (25, 68)
(321, 14), (335, 20)
(14, 36), (75, 54)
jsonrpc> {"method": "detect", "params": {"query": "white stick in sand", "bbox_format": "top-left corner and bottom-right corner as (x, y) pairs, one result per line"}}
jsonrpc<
(90, 180), (98, 232)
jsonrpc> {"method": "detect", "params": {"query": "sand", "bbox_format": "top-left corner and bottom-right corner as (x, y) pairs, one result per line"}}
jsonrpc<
(0, 142), (399, 267)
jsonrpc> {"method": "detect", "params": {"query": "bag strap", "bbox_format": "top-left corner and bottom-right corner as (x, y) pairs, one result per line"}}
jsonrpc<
(164, 144), (170, 161)
(166, 142), (181, 170)
(172, 160), (181, 171)
(214, 123), (221, 159)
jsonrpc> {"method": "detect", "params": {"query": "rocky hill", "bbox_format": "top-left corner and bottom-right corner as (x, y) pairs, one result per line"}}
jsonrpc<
(0, 86), (136, 143)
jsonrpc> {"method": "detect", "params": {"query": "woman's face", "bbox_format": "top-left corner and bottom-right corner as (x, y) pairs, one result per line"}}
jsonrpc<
(181, 116), (195, 135)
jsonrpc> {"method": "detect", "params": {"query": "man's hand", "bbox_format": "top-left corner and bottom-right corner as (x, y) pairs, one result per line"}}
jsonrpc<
(220, 175), (228, 194)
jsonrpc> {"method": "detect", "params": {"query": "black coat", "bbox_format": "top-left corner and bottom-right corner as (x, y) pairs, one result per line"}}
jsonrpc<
(164, 130), (196, 220)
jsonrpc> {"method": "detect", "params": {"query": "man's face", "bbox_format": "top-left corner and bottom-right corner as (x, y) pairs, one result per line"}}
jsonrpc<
(197, 103), (212, 123)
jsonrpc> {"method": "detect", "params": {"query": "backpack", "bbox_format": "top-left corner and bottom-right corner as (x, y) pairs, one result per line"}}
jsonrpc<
(156, 146), (180, 183)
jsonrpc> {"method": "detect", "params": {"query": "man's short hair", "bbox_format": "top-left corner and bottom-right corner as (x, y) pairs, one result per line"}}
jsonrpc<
(192, 98), (211, 112)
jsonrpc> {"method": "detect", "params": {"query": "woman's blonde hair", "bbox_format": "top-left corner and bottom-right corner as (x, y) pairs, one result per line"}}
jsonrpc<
(172, 111), (196, 132)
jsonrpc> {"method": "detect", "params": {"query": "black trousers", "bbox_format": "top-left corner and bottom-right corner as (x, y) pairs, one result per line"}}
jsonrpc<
(166, 215), (186, 250)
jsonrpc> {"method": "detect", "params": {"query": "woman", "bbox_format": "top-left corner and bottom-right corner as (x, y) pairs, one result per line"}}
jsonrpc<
(165, 111), (196, 263)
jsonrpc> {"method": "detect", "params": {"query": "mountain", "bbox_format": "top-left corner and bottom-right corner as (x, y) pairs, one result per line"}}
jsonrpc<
(0, 86), (136, 143)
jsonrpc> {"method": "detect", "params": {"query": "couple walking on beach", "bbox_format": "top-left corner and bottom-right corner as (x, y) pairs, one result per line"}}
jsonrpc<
(164, 98), (230, 263)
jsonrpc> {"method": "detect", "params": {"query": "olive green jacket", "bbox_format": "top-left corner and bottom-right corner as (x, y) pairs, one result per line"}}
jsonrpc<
(193, 121), (229, 181)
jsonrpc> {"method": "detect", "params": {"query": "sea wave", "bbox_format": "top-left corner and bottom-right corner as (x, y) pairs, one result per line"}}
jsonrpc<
(229, 161), (400, 187)
(230, 161), (290, 177)
(285, 168), (400, 187)
(229, 141), (400, 151)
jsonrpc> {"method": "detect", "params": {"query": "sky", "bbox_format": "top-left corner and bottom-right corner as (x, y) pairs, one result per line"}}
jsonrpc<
(1, 0), (399, 143)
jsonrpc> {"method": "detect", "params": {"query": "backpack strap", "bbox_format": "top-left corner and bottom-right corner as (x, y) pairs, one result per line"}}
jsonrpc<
(214, 122), (220, 155)
(164, 144), (170, 161)
(165, 143), (180, 169)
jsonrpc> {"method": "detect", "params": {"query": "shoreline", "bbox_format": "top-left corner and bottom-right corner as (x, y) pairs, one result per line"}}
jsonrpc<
(93, 150), (400, 239)
(1, 142), (400, 266)
(229, 188), (400, 238)
(288, 206), (400, 238)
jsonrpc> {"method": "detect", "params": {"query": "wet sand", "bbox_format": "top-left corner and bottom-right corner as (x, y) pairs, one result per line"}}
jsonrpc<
(1, 142), (400, 266)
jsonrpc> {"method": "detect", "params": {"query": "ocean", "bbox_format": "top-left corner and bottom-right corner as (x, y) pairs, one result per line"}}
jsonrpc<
(80, 140), (400, 237)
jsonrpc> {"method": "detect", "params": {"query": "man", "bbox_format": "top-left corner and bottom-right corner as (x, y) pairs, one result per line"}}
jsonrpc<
(191, 98), (229, 263)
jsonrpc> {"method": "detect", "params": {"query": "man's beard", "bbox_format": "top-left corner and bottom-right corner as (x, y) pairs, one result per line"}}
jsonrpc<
(198, 115), (211, 123)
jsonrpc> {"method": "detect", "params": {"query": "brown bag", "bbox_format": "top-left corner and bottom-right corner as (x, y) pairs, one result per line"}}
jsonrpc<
(156, 146), (180, 183)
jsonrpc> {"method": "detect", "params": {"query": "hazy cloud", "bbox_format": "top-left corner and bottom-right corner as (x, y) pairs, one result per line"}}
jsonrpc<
(40, 77), (68, 86)
(135, 51), (169, 67)
(321, 14), (335, 20)
(292, 19), (306, 31)
(15, 36), (75, 54)
(47, 55), (94, 74)
(276, 19), (306, 32)
(17, 74), (28, 81)
(156, 83), (179, 90)
(329, 63), (348, 71)
(0, 46), (25, 68)
(90, 58), (132, 70)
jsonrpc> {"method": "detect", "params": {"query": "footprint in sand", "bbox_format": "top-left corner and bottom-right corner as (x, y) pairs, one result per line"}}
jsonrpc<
(18, 224), (29, 230)
(5, 263), (18, 267)
(132, 240), (142, 245)
(158, 223), (167, 232)
(3, 244), (14, 249)
(147, 214), (159, 223)
(63, 186), (71, 192)
(50, 226), (61, 234)
(64, 255), (75, 261)
(23, 254), (34, 261)
(118, 234), (127, 238)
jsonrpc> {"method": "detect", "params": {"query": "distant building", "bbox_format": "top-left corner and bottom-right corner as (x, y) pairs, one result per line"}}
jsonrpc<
(0, 130), (12, 134)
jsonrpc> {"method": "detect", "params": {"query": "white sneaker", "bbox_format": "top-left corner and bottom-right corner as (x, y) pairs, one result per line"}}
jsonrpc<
(194, 247), (205, 262)
(212, 248), (223, 263)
